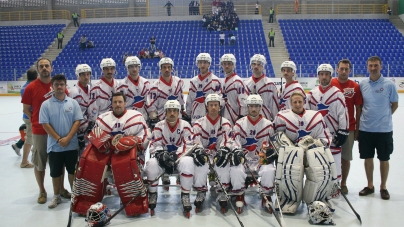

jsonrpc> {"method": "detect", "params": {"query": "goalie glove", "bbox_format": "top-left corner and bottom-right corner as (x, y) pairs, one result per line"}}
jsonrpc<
(230, 148), (245, 166)
(155, 150), (177, 174)
(86, 127), (111, 153)
(111, 134), (142, 152)
(332, 129), (349, 147)
(297, 135), (325, 151)
(214, 146), (231, 168)
(191, 147), (208, 167)
(77, 132), (85, 150)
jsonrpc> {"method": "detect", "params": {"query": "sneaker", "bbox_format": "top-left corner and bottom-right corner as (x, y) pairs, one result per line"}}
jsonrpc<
(340, 185), (348, 194)
(359, 186), (374, 196)
(48, 195), (62, 209)
(12, 144), (21, 156)
(60, 189), (71, 199)
(380, 189), (390, 200)
(37, 192), (47, 204)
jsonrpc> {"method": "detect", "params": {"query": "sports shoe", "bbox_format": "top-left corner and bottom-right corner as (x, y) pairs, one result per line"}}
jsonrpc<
(60, 189), (71, 199)
(48, 195), (62, 209)
(162, 175), (170, 185)
(359, 186), (374, 196)
(340, 185), (348, 194)
(380, 189), (390, 200)
(12, 144), (21, 156)
(37, 192), (47, 204)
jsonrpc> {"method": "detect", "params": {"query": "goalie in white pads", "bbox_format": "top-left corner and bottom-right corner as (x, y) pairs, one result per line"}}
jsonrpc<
(232, 94), (276, 214)
(186, 53), (223, 124)
(279, 61), (305, 111)
(273, 92), (337, 214)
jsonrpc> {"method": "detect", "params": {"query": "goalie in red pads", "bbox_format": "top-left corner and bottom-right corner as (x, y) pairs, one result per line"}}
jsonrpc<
(72, 92), (150, 217)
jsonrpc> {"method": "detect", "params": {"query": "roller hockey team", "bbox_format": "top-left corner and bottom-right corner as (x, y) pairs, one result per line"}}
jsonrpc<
(25, 53), (372, 227)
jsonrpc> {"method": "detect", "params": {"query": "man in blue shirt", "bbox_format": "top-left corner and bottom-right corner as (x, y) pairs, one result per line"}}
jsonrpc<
(39, 74), (83, 208)
(358, 56), (399, 200)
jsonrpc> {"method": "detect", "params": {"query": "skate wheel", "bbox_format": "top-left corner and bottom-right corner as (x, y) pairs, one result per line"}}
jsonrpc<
(221, 207), (226, 214)
(185, 211), (190, 218)
(237, 207), (242, 214)
(150, 209), (155, 216)
(164, 186), (169, 191)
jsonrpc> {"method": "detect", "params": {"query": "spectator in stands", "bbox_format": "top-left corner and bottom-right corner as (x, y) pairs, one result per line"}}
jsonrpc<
(202, 16), (207, 27)
(255, 2), (259, 14)
(72, 12), (80, 27)
(387, 7), (392, 15)
(87, 40), (95, 49)
(164, 1), (174, 16)
(150, 36), (156, 51)
(154, 49), (160, 58)
(57, 31), (64, 49)
(219, 31), (225, 45)
(269, 7), (274, 23)
(123, 53), (128, 64)
(79, 35), (87, 51)
(268, 28), (275, 47)
(207, 24), (215, 33)
(139, 48), (146, 59)
(159, 50), (165, 58)
(144, 48), (151, 59)
(229, 33), (236, 45)
(212, 0), (217, 13)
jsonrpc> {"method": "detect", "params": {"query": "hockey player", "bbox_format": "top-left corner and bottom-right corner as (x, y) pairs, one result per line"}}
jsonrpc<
(146, 57), (185, 128)
(279, 61), (305, 111)
(144, 100), (195, 217)
(244, 54), (279, 121)
(67, 64), (92, 152)
(186, 53), (223, 124)
(117, 56), (150, 122)
(220, 54), (248, 126)
(192, 94), (232, 212)
(88, 58), (120, 127)
(306, 64), (349, 194)
(231, 94), (276, 214)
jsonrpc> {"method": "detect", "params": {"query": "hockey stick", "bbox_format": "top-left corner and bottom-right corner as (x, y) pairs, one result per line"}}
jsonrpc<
(244, 163), (286, 227)
(67, 149), (82, 227)
(97, 193), (141, 227)
(338, 184), (362, 224)
(208, 161), (245, 227)
(273, 183), (286, 226)
(175, 143), (199, 164)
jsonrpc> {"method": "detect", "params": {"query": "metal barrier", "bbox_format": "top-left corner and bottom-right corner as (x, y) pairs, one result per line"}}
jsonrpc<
(276, 4), (388, 15)
(0, 10), (71, 21)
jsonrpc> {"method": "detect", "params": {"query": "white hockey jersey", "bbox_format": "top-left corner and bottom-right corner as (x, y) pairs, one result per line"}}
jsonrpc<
(244, 74), (280, 121)
(67, 82), (91, 132)
(279, 80), (305, 111)
(222, 73), (248, 126)
(186, 72), (223, 124)
(149, 119), (193, 156)
(233, 115), (275, 168)
(117, 75), (150, 121)
(273, 109), (332, 147)
(88, 77), (120, 123)
(306, 85), (348, 145)
(146, 76), (185, 120)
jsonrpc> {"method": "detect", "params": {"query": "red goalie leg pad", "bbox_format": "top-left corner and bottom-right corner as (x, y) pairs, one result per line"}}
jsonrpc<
(111, 147), (149, 216)
(72, 144), (111, 215)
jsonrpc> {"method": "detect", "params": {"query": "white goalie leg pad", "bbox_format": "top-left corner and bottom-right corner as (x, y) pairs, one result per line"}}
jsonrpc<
(270, 131), (294, 152)
(275, 146), (305, 214)
(303, 147), (337, 205)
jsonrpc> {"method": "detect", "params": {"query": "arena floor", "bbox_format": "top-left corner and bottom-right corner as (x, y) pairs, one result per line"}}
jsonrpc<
(0, 95), (403, 227)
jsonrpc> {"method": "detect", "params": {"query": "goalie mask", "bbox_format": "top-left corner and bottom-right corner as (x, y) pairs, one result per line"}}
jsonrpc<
(86, 202), (111, 227)
(308, 201), (335, 225)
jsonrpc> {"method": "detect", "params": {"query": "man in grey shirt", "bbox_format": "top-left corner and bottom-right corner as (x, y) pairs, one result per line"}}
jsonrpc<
(79, 35), (87, 51)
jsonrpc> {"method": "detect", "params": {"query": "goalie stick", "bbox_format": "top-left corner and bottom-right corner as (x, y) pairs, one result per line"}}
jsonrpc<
(338, 184), (362, 224)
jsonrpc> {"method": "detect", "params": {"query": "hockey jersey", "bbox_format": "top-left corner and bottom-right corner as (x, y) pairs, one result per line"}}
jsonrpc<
(222, 73), (248, 126)
(88, 77), (120, 123)
(279, 80), (305, 111)
(67, 82), (91, 132)
(146, 76), (185, 120)
(117, 75), (150, 121)
(233, 115), (275, 168)
(244, 74), (280, 120)
(186, 72), (223, 124)
(273, 109), (331, 147)
(149, 119), (193, 156)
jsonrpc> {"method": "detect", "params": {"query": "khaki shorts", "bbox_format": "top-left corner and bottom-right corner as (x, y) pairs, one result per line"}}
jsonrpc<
(22, 118), (33, 145)
(341, 130), (355, 161)
(31, 134), (48, 171)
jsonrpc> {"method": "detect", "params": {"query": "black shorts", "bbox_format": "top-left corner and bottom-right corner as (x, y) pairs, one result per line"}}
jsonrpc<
(358, 131), (393, 161)
(49, 150), (78, 178)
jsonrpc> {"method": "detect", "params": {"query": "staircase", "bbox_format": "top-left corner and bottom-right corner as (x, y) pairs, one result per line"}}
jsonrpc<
(389, 15), (404, 37)
(261, 17), (289, 77)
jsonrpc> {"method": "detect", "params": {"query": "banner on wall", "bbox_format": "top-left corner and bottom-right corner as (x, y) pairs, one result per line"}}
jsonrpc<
(0, 82), (7, 94)
(7, 81), (25, 94)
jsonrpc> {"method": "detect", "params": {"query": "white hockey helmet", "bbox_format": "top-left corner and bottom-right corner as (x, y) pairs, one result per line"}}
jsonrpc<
(280, 61), (297, 73)
(245, 94), (263, 106)
(220, 54), (236, 66)
(205, 93), (222, 106)
(86, 202), (111, 227)
(317, 63), (334, 76)
(308, 201), (335, 225)
(250, 54), (267, 66)
(125, 56), (142, 70)
(195, 53), (212, 67)
(75, 64), (92, 78)
(158, 57), (174, 69)
(164, 100), (181, 112)
(100, 58), (116, 70)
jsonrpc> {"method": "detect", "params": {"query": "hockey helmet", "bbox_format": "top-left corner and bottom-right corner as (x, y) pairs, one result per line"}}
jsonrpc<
(100, 58), (116, 70)
(86, 202), (111, 227)
(307, 201), (335, 225)
(245, 94), (263, 106)
(164, 100), (181, 112)
(75, 64), (92, 78)
(195, 53), (212, 67)
(158, 57), (174, 69)
(205, 93), (222, 106)
(317, 64), (334, 76)
(220, 54), (236, 66)
(280, 61), (297, 73)
(125, 56), (142, 70)
(250, 54), (267, 66)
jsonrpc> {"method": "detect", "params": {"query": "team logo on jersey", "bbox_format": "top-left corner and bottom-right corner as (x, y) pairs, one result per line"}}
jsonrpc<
(199, 84), (203, 88)
(297, 129), (311, 139)
(317, 103), (329, 116)
(279, 98), (287, 110)
(132, 96), (145, 109)
(343, 88), (355, 98)
(244, 138), (258, 152)
(195, 91), (205, 103)
(166, 144), (178, 153)
(208, 137), (217, 147)
(167, 95), (177, 100)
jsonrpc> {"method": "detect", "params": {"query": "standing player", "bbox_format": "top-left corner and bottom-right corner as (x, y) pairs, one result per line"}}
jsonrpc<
(279, 60), (305, 111)
(331, 59), (363, 194)
(117, 56), (150, 122)
(186, 53), (222, 124)
(306, 64), (349, 196)
(244, 54), (279, 120)
(220, 54), (248, 125)
(88, 58), (120, 127)
(231, 95), (276, 214)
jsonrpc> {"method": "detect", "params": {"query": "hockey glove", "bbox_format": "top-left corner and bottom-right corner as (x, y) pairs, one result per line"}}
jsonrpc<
(111, 135), (141, 152)
(259, 141), (278, 165)
(86, 121), (95, 134)
(333, 129), (349, 147)
(297, 135), (325, 151)
(87, 127), (111, 153)
(214, 146), (231, 168)
(148, 118), (159, 131)
(181, 111), (192, 125)
(77, 132), (85, 150)
(191, 147), (208, 167)
(230, 148), (245, 166)
(155, 150), (177, 174)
